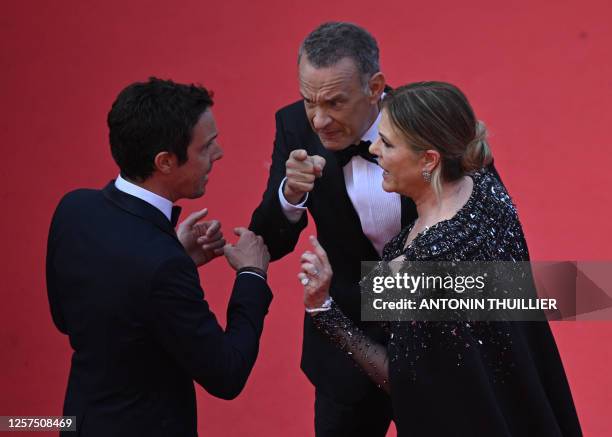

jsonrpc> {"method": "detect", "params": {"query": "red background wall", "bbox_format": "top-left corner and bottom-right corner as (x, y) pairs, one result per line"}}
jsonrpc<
(1, 0), (611, 435)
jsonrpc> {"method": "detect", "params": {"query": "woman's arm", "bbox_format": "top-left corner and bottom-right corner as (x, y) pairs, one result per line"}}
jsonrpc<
(311, 305), (390, 393)
(299, 236), (390, 393)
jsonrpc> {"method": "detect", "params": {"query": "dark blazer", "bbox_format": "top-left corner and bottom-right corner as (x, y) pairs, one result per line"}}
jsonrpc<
(47, 182), (272, 437)
(249, 100), (417, 402)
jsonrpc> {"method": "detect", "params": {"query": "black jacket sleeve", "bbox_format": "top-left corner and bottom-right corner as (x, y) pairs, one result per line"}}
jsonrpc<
(249, 109), (308, 261)
(151, 256), (272, 400)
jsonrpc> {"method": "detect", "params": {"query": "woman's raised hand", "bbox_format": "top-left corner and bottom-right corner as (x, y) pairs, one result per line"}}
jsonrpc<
(299, 236), (333, 310)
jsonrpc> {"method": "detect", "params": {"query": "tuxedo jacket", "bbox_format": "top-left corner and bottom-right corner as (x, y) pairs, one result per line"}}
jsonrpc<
(47, 182), (272, 437)
(249, 100), (417, 402)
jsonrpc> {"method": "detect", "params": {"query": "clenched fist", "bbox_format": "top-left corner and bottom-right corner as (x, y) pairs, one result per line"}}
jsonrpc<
(284, 149), (326, 204)
(223, 227), (270, 273)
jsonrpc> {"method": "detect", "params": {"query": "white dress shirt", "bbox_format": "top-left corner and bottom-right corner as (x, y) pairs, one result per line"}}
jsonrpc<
(115, 174), (173, 221)
(279, 111), (402, 256)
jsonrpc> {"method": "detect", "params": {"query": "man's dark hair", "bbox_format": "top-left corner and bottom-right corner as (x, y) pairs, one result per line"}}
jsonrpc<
(108, 77), (213, 181)
(298, 22), (380, 81)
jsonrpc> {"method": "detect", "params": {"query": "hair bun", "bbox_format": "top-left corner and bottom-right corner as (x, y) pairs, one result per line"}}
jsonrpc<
(461, 121), (493, 172)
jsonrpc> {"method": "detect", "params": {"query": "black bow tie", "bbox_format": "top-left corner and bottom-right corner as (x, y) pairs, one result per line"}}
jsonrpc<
(171, 205), (182, 227)
(334, 140), (376, 167)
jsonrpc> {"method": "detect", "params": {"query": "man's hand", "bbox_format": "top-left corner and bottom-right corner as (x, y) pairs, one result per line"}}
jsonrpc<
(177, 209), (225, 267)
(284, 149), (326, 204)
(224, 227), (270, 273)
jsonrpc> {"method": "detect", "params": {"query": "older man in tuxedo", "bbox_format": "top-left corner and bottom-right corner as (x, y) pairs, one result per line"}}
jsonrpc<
(249, 22), (407, 436)
(47, 77), (272, 436)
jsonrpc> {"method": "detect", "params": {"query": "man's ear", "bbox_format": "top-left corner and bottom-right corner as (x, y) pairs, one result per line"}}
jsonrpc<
(367, 72), (386, 103)
(153, 151), (175, 175)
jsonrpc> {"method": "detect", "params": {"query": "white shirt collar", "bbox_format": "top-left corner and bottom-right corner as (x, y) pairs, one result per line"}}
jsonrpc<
(361, 110), (382, 143)
(360, 92), (385, 143)
(114, 174), (173, 222)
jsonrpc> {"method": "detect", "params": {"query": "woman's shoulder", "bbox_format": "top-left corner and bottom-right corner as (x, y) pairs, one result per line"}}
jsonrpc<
(471, 169), (517, 215)
(382, 225), (412, 260)
(397, 168), (527, 262)
(470, 168), (526, 237)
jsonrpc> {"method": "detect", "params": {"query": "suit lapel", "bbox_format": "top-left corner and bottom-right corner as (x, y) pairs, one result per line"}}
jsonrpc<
(308, 134), (380, 260)
(102, 181), (178, 239)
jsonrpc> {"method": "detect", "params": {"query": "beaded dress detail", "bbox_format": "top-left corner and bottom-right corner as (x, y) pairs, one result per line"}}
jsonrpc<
(311, 169), (581, 436)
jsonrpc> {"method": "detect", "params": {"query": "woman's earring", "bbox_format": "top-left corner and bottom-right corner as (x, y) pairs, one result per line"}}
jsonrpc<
(422, 169), (432, 183)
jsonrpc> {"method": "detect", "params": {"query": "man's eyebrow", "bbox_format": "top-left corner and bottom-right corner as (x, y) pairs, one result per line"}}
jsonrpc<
(203, 134), (218, 146)
(300, 93), (346, 103)
(325, 93), (346, 101)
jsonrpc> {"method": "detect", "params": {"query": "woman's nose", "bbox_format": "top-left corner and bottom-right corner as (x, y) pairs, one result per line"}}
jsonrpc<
(369, 138), (381, 156)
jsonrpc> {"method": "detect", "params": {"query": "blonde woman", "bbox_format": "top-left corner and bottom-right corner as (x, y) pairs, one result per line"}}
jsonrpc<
(299, 82), (581, 436)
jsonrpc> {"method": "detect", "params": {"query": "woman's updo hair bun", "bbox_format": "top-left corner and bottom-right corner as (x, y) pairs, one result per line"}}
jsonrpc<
(382, 82), (494, 198)
(461, 120), (492, 172)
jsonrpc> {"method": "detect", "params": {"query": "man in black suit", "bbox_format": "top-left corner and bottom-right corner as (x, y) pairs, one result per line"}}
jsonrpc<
(249, 22), (411, 436)
(47, 77), (272, 437)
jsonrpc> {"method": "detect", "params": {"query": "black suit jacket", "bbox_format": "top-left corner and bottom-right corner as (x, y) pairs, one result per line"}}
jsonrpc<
(249, 100), (417, 402)
(47, 182), (272, 437)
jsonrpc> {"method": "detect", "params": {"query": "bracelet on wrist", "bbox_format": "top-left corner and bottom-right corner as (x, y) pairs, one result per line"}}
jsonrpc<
(305, 296), (333, 314)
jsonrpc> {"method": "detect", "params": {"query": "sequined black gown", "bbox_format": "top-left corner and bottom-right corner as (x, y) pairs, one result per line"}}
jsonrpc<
(312, 170), (582, 436)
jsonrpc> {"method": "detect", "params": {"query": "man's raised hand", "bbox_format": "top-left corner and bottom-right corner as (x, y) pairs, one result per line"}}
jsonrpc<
(177, 209), (226, 267)
(283, 149), (326, 204)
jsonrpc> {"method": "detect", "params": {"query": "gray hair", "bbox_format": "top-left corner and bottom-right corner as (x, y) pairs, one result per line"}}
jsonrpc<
(298, 22), (380, 83)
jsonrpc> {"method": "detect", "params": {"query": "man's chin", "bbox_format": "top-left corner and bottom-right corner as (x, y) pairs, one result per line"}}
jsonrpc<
(186, 187), (205, 199)
(381, 181), (394, 193)
(319, 137), (351, 151)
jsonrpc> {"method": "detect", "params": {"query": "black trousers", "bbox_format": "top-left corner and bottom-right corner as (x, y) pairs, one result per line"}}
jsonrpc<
(314, 387), (393, 437)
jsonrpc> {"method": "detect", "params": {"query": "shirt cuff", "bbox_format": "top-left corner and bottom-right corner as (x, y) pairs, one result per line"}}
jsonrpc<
(278, 177), (308, 223)
(238, 271), (266, 281)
